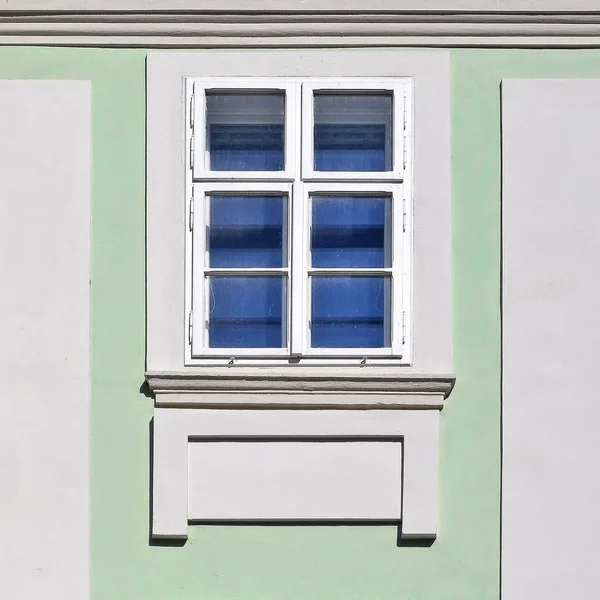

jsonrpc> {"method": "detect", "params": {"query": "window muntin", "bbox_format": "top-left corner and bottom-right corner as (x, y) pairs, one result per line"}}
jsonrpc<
(187, 78), (411, 361)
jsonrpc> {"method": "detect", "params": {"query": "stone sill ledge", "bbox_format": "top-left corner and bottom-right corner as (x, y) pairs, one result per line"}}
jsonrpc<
(146, 369), (455, 409)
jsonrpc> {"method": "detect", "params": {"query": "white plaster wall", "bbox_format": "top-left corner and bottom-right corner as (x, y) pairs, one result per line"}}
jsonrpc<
(188, 440), (402, 521)
(153, 408), (439, 539)
(502, 79), (600, 600)
(0, 81), (91, 599)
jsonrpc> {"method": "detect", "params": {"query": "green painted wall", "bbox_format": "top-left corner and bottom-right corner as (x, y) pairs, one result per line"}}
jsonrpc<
(1, 46), (598, 600)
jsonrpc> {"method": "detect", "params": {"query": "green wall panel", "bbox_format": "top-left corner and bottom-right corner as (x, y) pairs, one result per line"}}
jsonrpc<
(1, 46), (595, 600)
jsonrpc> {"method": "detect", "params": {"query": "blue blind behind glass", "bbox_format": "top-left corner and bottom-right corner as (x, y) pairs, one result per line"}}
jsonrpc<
(311, 196), (391, 268)
(311, 277), (390, 348)
(313, 94), (392, 172)
(206, 93), (285, 171)
(208, 276), (286, 348)
(209, 195), (286, 268)
(314, 125), (386, 172)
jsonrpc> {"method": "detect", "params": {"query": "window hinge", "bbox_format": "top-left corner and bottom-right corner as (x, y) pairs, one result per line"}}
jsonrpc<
(403, 89), (408, 170)
(189, 135), (195, 170)
(402, 196), (407, 232)
(188, 311), (193, 345)
(189, 85), (195, 130)
(402, 311), (407, 345)
(189, 192), (194, 231)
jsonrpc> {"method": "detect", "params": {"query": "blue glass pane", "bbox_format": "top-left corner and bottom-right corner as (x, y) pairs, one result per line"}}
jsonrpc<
(209, 196), (286, 268)
(311, 196), (390, 268)
(208, 276), (286, 348)
(207, 93), (284, 171)
(311, 277), (390, 348)
(314, 94), (392, 172)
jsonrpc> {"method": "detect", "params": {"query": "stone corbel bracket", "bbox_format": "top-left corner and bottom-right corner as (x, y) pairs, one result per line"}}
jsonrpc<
(149, 370), (455, 541)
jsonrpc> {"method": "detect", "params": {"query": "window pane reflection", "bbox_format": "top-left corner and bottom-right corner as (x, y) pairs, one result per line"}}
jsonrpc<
(311, 196), (391, 268)
(314, 94), (392, 172)
(311, 276), (390, 348)
(207, 93), (285, 171)
(208, 195), (286, 268)
(208, 276), (286, 348)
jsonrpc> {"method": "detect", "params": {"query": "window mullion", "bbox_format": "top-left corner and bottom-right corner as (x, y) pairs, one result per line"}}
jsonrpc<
(290, 181), (305, 356)
(289, 81), (304, 356)
(391, 183), (404, 356)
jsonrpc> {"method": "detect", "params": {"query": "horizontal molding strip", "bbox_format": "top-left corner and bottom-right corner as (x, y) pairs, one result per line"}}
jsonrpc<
(3, 12), (600, 46)
(2, 1), (600, 12)
(154, 392), (447, 409)
(146, 369), (456, 402)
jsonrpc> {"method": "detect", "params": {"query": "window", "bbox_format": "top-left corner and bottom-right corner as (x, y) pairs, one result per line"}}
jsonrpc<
(185, 78), (412, 364)
(146, 49), (451, 378)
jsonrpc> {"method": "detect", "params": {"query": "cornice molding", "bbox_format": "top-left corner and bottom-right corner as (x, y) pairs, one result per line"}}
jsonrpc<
(2, 1), (600, 12)
(2, 7), (600, 46)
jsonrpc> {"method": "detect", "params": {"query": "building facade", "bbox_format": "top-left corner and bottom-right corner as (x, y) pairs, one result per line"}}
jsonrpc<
(1, 2), (598, 599)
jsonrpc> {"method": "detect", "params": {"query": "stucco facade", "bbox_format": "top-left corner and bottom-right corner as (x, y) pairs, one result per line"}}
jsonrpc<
(1, 3), (600, 599)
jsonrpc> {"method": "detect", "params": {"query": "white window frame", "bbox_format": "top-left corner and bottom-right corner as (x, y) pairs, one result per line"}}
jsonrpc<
(301, 79), (406, 182)
(188, 181), (293, 358)
(185, 76), (412, 365)
(190, 78), (298, 181)
(302, 182), (408, 358)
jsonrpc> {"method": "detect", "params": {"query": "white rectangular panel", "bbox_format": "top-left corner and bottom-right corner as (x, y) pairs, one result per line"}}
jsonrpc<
(188, 440), (402, 520)
(0, 81), (91, 600)
(502, 79), (600, 600)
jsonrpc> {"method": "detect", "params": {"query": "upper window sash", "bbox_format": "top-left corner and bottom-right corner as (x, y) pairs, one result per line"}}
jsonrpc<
(190, 78), (299, 181)
(301, 79), (407, 182)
